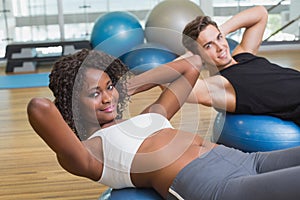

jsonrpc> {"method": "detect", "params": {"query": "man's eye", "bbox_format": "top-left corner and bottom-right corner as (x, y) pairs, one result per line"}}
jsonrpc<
(205, 44), (211, 49)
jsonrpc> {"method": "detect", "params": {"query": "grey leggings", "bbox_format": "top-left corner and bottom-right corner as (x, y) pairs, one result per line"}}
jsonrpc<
(167, 145), (300, 200)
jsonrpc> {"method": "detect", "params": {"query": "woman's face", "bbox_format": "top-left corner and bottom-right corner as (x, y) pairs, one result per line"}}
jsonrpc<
(79, 68), (120, 128)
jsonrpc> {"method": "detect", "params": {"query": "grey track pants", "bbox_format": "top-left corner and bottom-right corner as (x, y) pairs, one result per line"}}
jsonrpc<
(167, 145), (300, 200)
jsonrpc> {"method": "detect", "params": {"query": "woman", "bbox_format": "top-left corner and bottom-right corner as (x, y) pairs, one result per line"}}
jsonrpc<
(27, 49), (300, 200)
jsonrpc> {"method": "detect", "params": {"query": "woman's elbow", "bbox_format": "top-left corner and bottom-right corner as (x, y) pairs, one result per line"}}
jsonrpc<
(27, 98), (55, 122)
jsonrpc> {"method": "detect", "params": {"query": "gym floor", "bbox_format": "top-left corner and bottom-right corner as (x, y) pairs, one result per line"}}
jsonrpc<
(0, 49), (299, 199)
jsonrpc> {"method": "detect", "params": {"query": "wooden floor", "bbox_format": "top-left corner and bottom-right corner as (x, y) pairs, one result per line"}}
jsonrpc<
(0, 49), (299, 199)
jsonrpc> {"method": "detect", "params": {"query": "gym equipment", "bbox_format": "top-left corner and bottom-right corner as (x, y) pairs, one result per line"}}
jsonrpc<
(5, 40), (91, 73)
(144, 0), (204, 55)
(226, 38), (239, 54)
(121, 43), (178, 74)
(90, 11), (144, 57)
(0, 72), (49, 89)
(99, 188), (163, 200)
(213, 112), (300, 152)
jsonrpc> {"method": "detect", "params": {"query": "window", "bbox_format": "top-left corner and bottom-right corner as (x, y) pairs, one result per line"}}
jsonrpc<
(0, 0), (298, 58)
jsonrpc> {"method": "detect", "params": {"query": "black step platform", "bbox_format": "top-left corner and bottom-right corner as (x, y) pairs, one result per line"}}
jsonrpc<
(5, 40), (91, 73)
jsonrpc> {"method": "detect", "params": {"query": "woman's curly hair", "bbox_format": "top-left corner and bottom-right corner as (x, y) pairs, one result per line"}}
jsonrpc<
(182, 16), (219, 55)
(49, 48), (131, 140)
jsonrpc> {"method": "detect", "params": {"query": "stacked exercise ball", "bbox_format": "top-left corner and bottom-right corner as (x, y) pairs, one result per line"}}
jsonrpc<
(121, 43), (178, 74)
(90, 11), (144, 57)
(226, 38), (239, 54)
(213, 112), (300, 152)
(90, 10), (179, 71)
(144, 0), (204, 55)
(90, 1), (206, 73)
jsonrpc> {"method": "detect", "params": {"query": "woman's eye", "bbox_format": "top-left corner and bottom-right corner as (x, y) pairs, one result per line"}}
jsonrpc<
(89, 92), (100, 98)
(108, 85), (114, 90)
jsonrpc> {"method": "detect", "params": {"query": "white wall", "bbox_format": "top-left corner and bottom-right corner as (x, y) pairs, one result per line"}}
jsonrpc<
(198, 0), (213, 16)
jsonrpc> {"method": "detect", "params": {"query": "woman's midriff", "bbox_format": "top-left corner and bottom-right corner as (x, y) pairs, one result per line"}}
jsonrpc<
(130, 128), (218, 198)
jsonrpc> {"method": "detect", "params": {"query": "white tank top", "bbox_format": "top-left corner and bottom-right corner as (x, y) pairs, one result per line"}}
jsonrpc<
(88, 113), (173, 189)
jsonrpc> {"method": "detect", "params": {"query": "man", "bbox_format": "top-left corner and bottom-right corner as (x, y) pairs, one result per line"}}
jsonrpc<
(128, 6), (300, 126)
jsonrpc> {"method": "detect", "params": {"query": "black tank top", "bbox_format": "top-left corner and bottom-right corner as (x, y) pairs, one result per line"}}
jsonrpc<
(219, 53), (300, 125)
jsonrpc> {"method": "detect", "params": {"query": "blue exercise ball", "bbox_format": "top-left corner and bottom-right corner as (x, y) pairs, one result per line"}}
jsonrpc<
(226, 38), (239, 54)
(121, 43), (178, 74)
(90, 11), (144, 57)
(212, 112), (300, 152)
(99, 188), (163, 200)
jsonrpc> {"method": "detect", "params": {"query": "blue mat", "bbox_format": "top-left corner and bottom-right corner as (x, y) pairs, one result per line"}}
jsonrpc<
(0, 72), (50, 89)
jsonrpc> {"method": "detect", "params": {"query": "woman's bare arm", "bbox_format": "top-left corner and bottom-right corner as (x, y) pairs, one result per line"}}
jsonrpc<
(138, 55), (203, 120)
(127, 55), (202, 96)
(27, 97), (102, 181)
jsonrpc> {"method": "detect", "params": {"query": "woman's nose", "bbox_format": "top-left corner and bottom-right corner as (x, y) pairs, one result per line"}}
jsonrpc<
(102, 91), (112, 103)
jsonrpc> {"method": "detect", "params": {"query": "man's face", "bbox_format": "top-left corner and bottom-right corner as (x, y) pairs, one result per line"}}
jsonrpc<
(196, 25), (233, 70)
